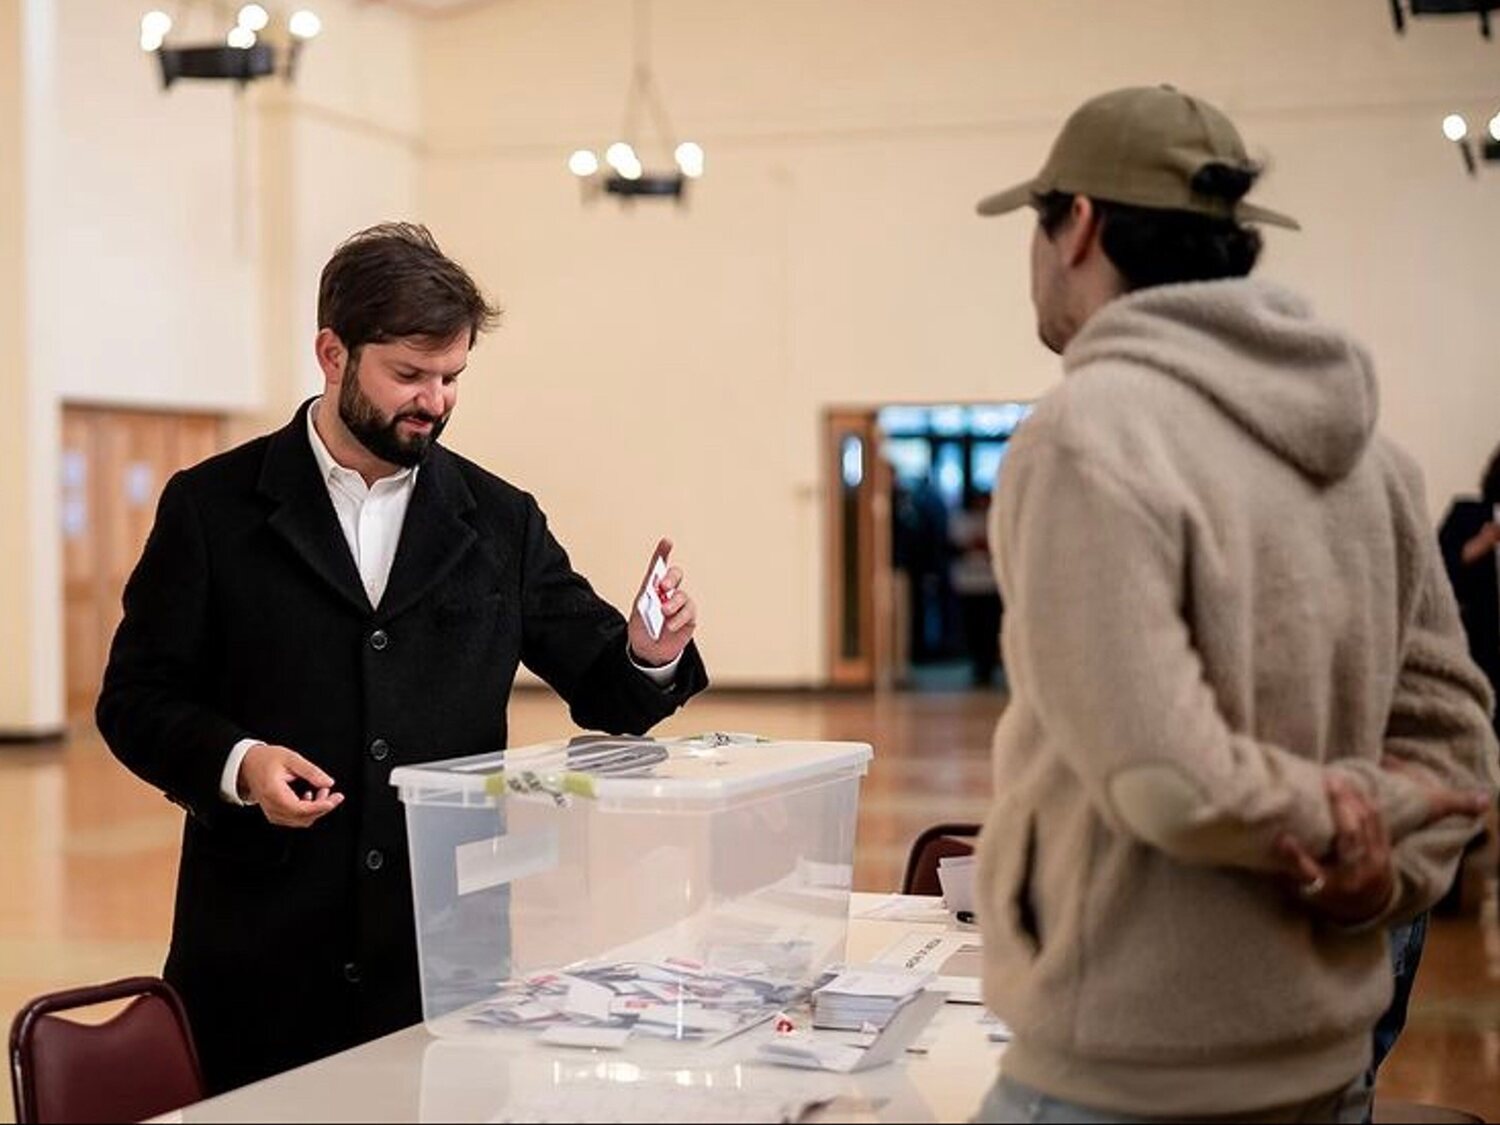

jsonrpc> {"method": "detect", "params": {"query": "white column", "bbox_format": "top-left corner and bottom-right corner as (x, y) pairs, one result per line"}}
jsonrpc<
(0, 0), (64, 738)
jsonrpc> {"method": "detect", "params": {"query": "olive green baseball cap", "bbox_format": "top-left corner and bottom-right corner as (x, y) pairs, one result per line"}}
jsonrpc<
(977, 85), (1300, 230)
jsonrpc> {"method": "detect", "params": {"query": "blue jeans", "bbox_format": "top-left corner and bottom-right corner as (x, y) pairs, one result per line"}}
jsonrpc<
(1370, 912), (1428, 1074)
(973, 1075), (1373, 1124)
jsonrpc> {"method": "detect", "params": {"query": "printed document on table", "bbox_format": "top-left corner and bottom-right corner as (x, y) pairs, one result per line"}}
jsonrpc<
(873, 931), (984, 1004)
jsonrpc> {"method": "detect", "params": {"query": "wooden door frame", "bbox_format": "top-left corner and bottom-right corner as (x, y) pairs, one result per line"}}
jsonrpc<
(824, 408), (894, 690)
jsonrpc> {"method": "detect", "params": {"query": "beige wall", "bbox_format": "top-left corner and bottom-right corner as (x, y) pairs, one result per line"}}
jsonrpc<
(46, 0), (260, 412)
(418, 0), (1500, 685)
(42, 0), (421, 420)
(250, 0), (421, 435)
(0, 0), (420, 734)
(5, 0), (1500, 724)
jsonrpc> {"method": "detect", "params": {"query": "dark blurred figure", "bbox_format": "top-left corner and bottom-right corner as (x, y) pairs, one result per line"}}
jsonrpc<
(1439, 444), (1500, 734)
(1428, 445), (1500, 921)
(893, 476), (955, 664)
(949, 493), (1002, 686)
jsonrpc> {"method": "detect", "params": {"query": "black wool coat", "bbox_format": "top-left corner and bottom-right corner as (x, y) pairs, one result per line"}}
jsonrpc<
(96, 401), (708, 1093)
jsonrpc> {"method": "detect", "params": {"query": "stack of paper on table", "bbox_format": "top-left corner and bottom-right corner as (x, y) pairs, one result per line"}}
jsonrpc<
(810, 966), (935, 1031)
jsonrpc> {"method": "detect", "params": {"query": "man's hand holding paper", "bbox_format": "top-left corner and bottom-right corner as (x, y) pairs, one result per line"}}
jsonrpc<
(628, 537), (698, 667)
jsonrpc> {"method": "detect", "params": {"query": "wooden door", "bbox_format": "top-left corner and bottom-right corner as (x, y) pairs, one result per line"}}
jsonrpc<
(60, 407), (226, 718)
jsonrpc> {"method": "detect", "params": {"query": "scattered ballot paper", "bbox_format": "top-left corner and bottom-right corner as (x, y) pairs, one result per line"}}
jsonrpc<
(561, 976), (616, 1023)
(465, 956), (804, 1044)
(757, 991), (945, 1073)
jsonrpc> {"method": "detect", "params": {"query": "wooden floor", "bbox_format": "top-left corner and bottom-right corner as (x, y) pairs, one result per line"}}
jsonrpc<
(1, 688), (1496, 1122)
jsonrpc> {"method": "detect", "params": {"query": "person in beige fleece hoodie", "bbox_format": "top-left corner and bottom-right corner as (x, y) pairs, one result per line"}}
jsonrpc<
(969, 86), (1499, 1124)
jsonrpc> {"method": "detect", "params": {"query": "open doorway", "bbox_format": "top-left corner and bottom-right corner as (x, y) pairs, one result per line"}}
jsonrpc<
(824, 402), (1033, 691)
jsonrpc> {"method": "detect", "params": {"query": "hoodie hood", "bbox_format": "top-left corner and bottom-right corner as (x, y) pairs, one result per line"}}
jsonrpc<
(1062, 279), (1378, 484)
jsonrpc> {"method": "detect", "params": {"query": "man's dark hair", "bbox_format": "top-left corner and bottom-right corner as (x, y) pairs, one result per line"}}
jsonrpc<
(318, 222), (501, 355)
(1481, 443), (1500, 505)
(1034, 163), (1265, 291)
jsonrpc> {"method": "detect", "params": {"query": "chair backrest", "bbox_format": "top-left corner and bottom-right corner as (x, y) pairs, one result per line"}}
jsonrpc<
(9, 976), (204, 1125)
(902, 822), (981, 896)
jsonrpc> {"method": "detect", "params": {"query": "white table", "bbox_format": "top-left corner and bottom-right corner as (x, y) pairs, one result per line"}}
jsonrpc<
(156, 894), (1001, 1123)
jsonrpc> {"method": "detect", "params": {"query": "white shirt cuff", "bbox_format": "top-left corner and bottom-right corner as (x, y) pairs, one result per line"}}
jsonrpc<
(628, 647), (682, 688)
(222, 739), (263, 805)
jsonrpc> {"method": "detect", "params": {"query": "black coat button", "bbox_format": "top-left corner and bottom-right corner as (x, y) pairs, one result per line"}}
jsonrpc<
(369, 629), (389, 651)
(343, 961), (361, 984)
(369, 738), (390, 762)
(365, 849), (385, 872)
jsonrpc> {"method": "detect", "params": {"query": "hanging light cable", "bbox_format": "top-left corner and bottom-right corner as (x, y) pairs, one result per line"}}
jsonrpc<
(568, 0), (702, 205)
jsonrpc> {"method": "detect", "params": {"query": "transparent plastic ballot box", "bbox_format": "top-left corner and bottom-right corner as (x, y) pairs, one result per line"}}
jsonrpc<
(391, 735), (873, 1025)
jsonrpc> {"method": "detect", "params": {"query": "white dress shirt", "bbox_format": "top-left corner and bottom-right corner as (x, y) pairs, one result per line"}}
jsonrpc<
(220, 399), (678, 804)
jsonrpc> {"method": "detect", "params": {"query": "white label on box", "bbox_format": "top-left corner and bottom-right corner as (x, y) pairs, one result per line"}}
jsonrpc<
(454, 827), (558, 896)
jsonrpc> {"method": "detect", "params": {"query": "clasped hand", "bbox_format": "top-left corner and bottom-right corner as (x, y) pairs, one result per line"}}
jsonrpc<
(1274, 765), (1489, 926)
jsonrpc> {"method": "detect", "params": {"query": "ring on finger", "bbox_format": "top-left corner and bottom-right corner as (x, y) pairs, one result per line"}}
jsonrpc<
(1297, 874), (1327, 899)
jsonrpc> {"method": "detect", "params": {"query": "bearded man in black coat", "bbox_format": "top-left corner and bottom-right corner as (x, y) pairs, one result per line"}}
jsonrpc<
(97, 223), (708, 1093)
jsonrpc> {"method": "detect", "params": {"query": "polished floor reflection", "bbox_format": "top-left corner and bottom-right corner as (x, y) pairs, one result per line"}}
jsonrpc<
(1, 689), (1495, 1122)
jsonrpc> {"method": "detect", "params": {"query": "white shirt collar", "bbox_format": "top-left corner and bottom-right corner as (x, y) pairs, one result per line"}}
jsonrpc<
(306, 397), (418, 489)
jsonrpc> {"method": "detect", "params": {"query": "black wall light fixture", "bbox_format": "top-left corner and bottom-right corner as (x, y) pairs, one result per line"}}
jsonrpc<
(1442, 111), (1500, 174)
(141, 5), (322, 90)
(565, 0), (704, 206)
(1391, 0), (1498, 40)
(1391, 4), (1498, 175)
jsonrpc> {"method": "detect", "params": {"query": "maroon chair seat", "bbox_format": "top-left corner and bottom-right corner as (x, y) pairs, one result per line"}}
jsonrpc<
(9, 976), (204, 1124)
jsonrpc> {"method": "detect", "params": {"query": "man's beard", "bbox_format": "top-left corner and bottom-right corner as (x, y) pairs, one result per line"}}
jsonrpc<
(338, 360), (449, 468)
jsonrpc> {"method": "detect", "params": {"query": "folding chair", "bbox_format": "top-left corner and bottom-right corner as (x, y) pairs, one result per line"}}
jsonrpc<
(9, 976), (204, 1124)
